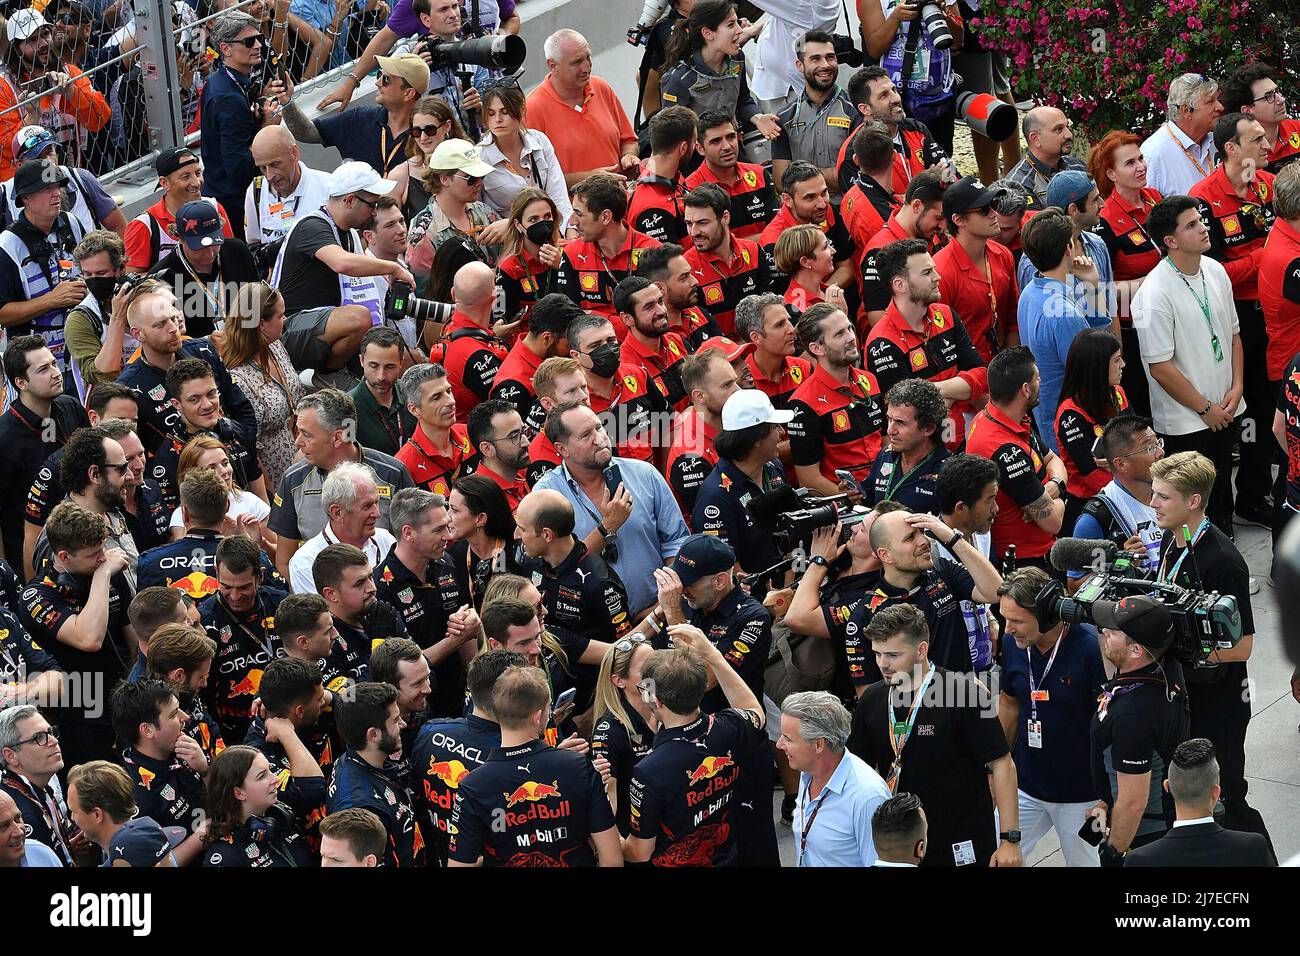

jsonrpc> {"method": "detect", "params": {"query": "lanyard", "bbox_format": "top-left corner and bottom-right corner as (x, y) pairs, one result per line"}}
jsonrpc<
(1165, 124), (1211, 178)
(790, 88), (842, 136)
(1027, 628), (1064, 722)
(1164, 259), (1224, 362)
(464, 538), (504, 607)
(179, 254), (224, 318)
(881, 447), (939, 501)
(379, 126), (406, 175)
(797, 777), (833, 866)
(1157, 518), (1210, 584)
(220, 594), (277, 661)
(885, 663), (936, 793)
(981, 255), (1001, 349)
(5, 772), (72, 860)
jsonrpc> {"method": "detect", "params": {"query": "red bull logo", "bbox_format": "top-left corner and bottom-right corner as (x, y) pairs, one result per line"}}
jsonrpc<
(427, 759), (471, 789)
(137, 767), (156, 790)
(228, 669), (263, 697)
(504, 780), (561, 807)
(686, 755), (734, 786)
(169, 571), (219, 598)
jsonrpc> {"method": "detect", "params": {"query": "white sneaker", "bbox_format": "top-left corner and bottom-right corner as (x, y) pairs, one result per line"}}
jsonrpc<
(299, 369), (318, 391)
(1248, 576), (1260, 595)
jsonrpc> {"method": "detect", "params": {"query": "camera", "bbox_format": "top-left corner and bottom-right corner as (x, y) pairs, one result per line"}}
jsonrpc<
(249, 238), (284, 276)
(417, 33), (526, 73)
(746, 484), (870, 547)
(912, 2), (953, 51)
(384, 279), (451, 326)
(627, 0), (672, 46)
(831, 33), (863, 68)
(1038, 538), (1243, 668)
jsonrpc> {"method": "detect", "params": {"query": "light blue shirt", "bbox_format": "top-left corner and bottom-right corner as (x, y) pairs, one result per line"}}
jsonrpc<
(535, 458), (690, 614)
(1018, 275), (1096, 454)
(21, 840), (63, 867)
(793, 751), (891, 867)
(1016, 229), (1114, 324)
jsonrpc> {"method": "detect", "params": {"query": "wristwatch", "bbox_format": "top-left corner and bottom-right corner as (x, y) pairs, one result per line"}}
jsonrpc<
(1050, 477), (1066, 496)
(597, 522), (612, 540)
(946, 529), (964, 550)
(810, 555), (831, 568)
(999, 830), (1021, 844)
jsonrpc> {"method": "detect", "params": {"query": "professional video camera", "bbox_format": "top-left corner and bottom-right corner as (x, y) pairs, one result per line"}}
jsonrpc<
(1039, 537), (1243, 668)
(417, 32), (526, 73)
(830, 33), (864, 68)
(746, 483), (871, 546)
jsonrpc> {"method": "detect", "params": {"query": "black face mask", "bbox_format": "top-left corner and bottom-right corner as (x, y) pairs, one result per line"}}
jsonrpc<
(84, 276), (117, 303)
(587, 342), (621, 378)
(525, 220), (554, 247)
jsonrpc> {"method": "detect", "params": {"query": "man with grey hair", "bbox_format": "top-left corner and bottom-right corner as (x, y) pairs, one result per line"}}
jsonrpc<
(289, 461), (397, 593)
(1125, 739), (1275, 867)
(0, 705), (95, 867)
(526, 29), (640, 189)
(1003, 107), (1087, 210)
(270, 387), (413, 584)
(778, 690), (890, 866)
(1140, 73), (1225, 196)
(864, 378), (950, 512)
(199, 10), (288, 237)
(394, 363), (475, 495)
(734, 292), (811, 411)
(989, 178), (1032, 267)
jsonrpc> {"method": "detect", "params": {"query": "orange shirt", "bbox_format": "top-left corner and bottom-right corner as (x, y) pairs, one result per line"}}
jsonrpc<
(525, 76), (637, 176)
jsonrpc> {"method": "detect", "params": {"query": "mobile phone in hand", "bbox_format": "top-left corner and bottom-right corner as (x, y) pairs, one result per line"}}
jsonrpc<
(1078, 815), (1105, 847)
(603, 462), (624, 498)
(554, 687), (577, 711)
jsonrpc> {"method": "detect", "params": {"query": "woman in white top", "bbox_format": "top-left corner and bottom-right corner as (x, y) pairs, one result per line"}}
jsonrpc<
(476, 82), (574, 234)
(167, 434), (276, 557)
(389, 95), (467, 227)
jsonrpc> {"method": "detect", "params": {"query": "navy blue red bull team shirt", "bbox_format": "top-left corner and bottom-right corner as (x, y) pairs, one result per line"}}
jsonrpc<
(683, 587), (773, 715)
(0, 604), (60, 686)
(328, 749), (427, 867)
(787, 362), (886, 485)
(411, 713), (501, 863)
(627, 707), (764, 866)
(122, 746), (206, 837)
(137, 527), (282, 596)
(863, 445), (951, 513)
(147, 418), (262, 512)
(530, 536), (631, 644)
(691, 457), (788, 577)
(199, 586), (288, 741)
(448, 736), (615, 866)
(243, 715), (331, 821)
(591, 703), (655, 836)
(180, 691), (225, 766)
(376, 551), (469, 718)
(203, 815), (314, 868)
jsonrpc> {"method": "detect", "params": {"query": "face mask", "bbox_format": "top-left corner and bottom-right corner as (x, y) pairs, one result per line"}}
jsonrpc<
(85, 276), (117, 302)
(525, 220), (554, 247)
(587, 342), (621, 378)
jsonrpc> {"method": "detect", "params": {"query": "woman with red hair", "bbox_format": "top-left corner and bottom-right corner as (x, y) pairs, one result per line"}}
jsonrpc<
(1089, 131), (1164, 417)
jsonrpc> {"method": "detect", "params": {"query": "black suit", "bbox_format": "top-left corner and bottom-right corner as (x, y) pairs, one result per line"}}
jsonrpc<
(1124, 821), (1275, 867)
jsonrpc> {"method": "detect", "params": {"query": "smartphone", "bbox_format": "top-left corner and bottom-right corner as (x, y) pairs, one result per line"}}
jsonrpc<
(553, 687), (577, 711)
(1077, 815), (1104, 847)
(834, 468), (856, 485)
(603, 462), (624, 498)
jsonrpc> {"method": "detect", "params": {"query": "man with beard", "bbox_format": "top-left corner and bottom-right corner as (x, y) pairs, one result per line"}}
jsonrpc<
(865, 239), (989, 447)
(636, 243), (721, 350)
(837, 67), (950, 197)
(124, 148), (236, 271)
(64, 231), (135, 402)
(490, 293), (579, 440)
(757, 163), (855, 291)
(848, 604), (1020, 868)
(369, 638), (433, 779)
(468, 402), (531, 513)
(685, 112), (779, 242)
(965, 347), (1068, 571)
(627, 106), (696, 246)
(682, 184), (777, 337)
(149, 200), (261, 339)
(527, 358), (592, 488)
(858, 170), (947, 328)
(1005, 106), (1089, 210)
(614, 276), (690, 413)
(349, 328), (414, 458)
(316, 543), (405, 676)
(789, 303), (886, 494)
(328, 681), (426, 866)
(667, 349), (740, 518)
(771, 32), (856, 200)
(244, 125), (332, 249)
(0, 10), (108, 181)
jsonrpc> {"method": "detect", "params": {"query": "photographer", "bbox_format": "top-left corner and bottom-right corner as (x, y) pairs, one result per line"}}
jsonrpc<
(1087, 595), (1189, 865)
(2, 125), (125, 236)
(360, 195), (448, 359)
(63, 230), (134, 400)
(244, 126), (332, 253)
(149, 200), (261, 339)
(200, 11), (289, 239)
(860, 0), (962, 157)
(1148, 450), (1273, 857)
(0, 10), (110, 181)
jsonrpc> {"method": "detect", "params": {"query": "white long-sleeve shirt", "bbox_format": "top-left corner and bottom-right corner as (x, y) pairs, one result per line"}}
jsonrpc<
(750, 0), (842, 102)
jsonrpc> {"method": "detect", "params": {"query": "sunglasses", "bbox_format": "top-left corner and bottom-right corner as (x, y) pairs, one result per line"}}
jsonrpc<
(353, 195), (380, 209)
(455, 171), (484, 186)
(614, 634), (647, 654)
(228, 35), (262, 48)
(378, 71), (408, 89)
(483, 75), (522, 97)
(102, 461), (131, 474)
(412, 122), (446, 138)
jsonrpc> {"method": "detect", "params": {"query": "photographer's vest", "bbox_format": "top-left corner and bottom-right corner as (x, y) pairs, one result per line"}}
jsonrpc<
(878, 0), (955, 122)
(65, 292), (141, 402)
(1, 166), (102, 234)
(271, 208), (383, 325)
(661, 52), (747, 119)
(248, 165), (331, 244)
(0, 212), (88, 369)
(0, 72), (88, 168)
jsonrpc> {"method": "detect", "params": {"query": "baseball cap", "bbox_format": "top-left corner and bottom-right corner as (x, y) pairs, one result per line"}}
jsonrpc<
(176, 199), (224, 250)
(156, 146), (200, 177)
(12, 125), (55, 163)
(722, 388), (794, 431)
(106, 816), (186, 867)
(328, 160), (398, 198)
(428, 139), (495, 179)
(1092, 595), (1174, 652)
(13, 160), (67, 199)
(942, 175), (1006, 218)
(673, 534), (736, 587)
(698, 335), (755, 363)
(375, 52), (430, 95)
(7, 9), (49, 42)
(1045, 170), (1096, 212)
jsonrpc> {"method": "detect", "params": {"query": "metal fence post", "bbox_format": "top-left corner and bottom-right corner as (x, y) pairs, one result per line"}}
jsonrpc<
(134, 0), (185, 154)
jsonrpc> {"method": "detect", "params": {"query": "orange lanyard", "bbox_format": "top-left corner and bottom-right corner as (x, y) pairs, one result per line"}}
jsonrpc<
(982, 256), (1001, 349)
(1166, 124), (1211, 179)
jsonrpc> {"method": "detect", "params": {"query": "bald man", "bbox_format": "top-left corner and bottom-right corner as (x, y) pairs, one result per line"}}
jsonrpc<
(1004, 107), (1088, 209)
(515, 488), (632, 643)
(245, 126), (332, 247)
(841, 509), (1004, 694)
(442, 261), (508, 421)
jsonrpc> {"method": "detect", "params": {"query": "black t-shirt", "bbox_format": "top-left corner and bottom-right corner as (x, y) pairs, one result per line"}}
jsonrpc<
(0, 396), (90, 568)
(682, 587), (772, 715)
(818, 567), (879, 703)
(863, 445), (950, 513)
(278, 214), (347, 314)
(448, 737), (615, 866)
(848, 666), (1009, 867)
(199, 586), (287, 740)
(149, 238), (262, 338)
(590, 703), (655, 836)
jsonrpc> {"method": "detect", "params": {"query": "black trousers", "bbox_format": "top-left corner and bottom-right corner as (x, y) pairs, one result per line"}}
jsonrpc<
(1160, 426), (1236, 535)
(1187, 677), (1277, 862)
(1120, 324), (1152, 419)
(1234, 300), (1274, 505)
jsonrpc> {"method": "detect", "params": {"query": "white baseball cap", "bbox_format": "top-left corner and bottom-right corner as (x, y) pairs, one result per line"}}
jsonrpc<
(429, 139), (495, 179)
(8, 9), (49, 42)
(327, 161), (397, 198)
(722, 389), (794, 431)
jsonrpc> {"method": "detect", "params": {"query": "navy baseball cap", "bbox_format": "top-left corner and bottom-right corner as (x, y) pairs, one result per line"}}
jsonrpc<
(942, 175), (1005, 218)
(106, 817), (186, 867)
(673, 534), (736, 587)
(1045, 170), (1096, 211)
(1092, 595), (1174, 652)
(176, 199), (224, 250)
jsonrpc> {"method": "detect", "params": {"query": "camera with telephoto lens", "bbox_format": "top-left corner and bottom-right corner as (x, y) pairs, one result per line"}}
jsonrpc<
(831, 34), (863, 68)
(912, 2), (953, 50)
(417, 32), (526, 73)
(746, 484), (870, 548)
(384, 279), (447, 326)
(1035, 546), (1242, 669)
(627, 0), (672, 46)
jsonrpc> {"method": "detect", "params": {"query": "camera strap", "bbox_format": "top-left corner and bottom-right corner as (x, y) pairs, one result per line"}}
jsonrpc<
(898, 18), (923, 112)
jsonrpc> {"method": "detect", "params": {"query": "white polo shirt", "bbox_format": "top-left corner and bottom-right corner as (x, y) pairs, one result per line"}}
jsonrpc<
(289, 523), (396, 594)
(243, 162), (332, 245)
(1140, 122), (1217, 198)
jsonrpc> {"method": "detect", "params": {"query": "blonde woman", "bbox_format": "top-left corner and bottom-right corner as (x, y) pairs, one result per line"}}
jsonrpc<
(591, 635), (657, 833)
(168, 440), (275, 556)
(218, 282), (304, 492)
(390, 95), (467, 224)
(775, 224), (847, 314)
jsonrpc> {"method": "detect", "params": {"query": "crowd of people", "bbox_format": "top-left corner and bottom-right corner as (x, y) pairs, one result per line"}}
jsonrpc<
(0, 0), (1295, 870)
